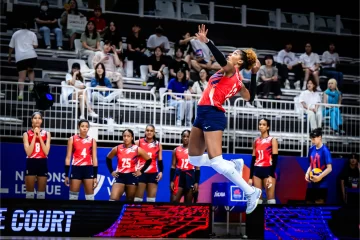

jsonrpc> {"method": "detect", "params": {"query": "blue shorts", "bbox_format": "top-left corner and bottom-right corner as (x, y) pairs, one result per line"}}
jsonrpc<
(138, 172), (158, 184)
(253, 166), (274, 179)
(115, 173), (139, 186)
(193, 105), (227, 132)
(26, 158), (48, 177)
(178, 170), (195, 190)
(70, 166), (94, 180)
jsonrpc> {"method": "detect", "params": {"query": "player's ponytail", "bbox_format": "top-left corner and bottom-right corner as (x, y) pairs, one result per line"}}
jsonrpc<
(240, 49), (257, 71)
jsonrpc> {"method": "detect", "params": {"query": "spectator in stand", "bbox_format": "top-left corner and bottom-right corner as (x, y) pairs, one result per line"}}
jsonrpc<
(35, 0), (63, 50)
(127, 23), (148, 77)
(92, 41), (123, 94)
(148, 46), (167, 95)
(168, 68), (192, 127)
(323, 78), (344, 135)
(241, 59), (262, 108)
(8, 21), (38, 100)
(89, 6), (107, 37)
(169, 48), (190, 80)
(340, 154), (359, 205)
(91, 63), (122, 103)
(300, 43), (321, 91)
(190, 38), (220, 72)
(103, 21), (123, 65)
(147, 26), (170, 53)
(60, 0), (84, 50)
(175, 31), (195, 68)
(80, 20), (101, 67)
(190, 69), (208, 95)
(321, 43), (343, 90)
(276, 42), (302, 90)
(65, 63), (98, 119)
(299, 79), (322, 130)
(257, 55), (281, 99)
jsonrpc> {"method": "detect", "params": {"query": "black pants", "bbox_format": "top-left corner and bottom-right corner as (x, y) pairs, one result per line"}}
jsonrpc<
(276, 63), (303, 87)
(257, 80), (282, 97)
(243, 74), (257, 104)
(148, 76), (165, 90)
(127, 51), (148, 74)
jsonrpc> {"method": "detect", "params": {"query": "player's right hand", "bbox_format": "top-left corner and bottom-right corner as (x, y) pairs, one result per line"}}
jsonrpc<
(305, 173), (310, 182)
(248, 179), (253, 186)
(111, 171), (119, 178)
(170, 182), (174, 191)
(64, 177), (70, 187)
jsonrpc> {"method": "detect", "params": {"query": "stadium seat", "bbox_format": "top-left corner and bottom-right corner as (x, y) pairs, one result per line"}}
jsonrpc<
(315, 17), (333, 32)
(155, 0), (176, 18)
(291, 14), (309, 30)
(182, 3), (208, 20)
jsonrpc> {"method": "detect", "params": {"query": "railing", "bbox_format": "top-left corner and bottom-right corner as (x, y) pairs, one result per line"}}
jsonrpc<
(12, 0), (359, 37)
(1, 81), (359, 155)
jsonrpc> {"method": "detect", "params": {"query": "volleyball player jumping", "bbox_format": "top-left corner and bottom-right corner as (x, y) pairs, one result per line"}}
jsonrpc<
(188, 25), (261, 214)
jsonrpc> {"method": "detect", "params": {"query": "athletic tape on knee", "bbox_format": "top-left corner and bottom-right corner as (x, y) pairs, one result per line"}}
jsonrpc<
(189, 154), (211, 167)
(146, 197), (156, 202)
(134, 197), (143, 202)
(26, 192), (35, 199)
(85, 194), (94, 201)
(258, 199), (263, 204)
(267, 199), (276, 204)
(37, 192), (45, 199)
(69, 191), (79, 200)
(210, 156), (232, 175)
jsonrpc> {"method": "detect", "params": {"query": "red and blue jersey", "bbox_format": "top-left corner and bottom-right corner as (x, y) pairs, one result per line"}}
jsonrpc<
(26, 129), (48, 159)
(175, 146), (195, 171)
(254, 136), (273, 167)
(308, 144), (332, 187)
(116, 144), (139, 173)
(72, 135), (93, 166)
(198, 68), (243, 112)
(137, 138), (160, 173)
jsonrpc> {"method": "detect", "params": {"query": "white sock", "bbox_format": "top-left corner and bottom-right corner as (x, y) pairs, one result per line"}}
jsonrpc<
(134, 197), (143, 202)
(146, 197), (156, 202)
(189, 154), (212, 167)
(267, 199), (276, 204)
(109, 199), (115, 201)
(26, 192), (34, 199)
(258, 199), (263, 204)
(37, 192), (45, 199)
(69, 191), (79, 200)
(210, 155), (254, 194)
(85, 194), (94, 200)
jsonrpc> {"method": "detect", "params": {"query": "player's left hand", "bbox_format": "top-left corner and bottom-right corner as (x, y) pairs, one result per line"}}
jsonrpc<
(156, 172), (163, 182)
(193, 183), (199, 192)
(195, 24), (209, 43)
(133, 170), (142, 177)
(93, 178), (98, 189)
(311, 175), (322, 183)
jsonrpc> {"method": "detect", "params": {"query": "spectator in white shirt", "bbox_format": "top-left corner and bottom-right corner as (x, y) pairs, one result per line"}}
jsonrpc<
(190, 69), (208, 95)
(276, 42), (303, 90)
(299, 43), (321, 91)
(190, 38), (221, 72)
(8, 21), (38, 100)
(321, 43), (343, 89)
(92, 40), (123, 92)
(299, 79), (322, 130)
(66, 63), (98, 119)
(147, 26), (170, 53)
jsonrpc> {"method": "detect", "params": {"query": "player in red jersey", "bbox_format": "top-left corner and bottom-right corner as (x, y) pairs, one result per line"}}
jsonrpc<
(170, 130), (200, 203)
(22, 112), (51, 199)
(248, 118), (278, 204)
(106, 129), (152, 201)
(64, 119), (98, 200)
(134, 125), (163, 202)
(188, 25), (261, 214)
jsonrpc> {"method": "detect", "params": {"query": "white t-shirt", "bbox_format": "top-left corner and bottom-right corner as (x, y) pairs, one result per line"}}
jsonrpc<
(321, 51), (340, 69)
(276, 49), (298, 66)
(9, 29), (38, 62)
(65, 73), (85, 89)
(299, 90), (321, 109)
(92, 51), (117, 72)
(190, 39), (212, 62)
(299, 52), (320, 70)
(192, 80), (208, 95)
(147, 34), (170, 50)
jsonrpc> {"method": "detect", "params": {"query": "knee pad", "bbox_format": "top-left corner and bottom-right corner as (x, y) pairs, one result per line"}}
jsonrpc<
(189, 155), (202, 167)
(69, 191), (79, 200)
(37, 192), (45, 199)
(210, 156), (231, 175)
(146, 197), (156, 202)
(85, 194), (94, 201)
(109, 199), (115, 201)
(134, 197), (143, 202)
(26, 192), (35, 199)
(267, 199), (276, 204)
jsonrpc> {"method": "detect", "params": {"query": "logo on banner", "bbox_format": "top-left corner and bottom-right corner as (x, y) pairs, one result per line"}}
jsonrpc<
(213, 191), (225, 197)
(230, 186), (246, 202)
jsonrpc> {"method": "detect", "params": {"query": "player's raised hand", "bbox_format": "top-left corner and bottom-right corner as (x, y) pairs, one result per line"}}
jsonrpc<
(195, 24), (209, 43)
